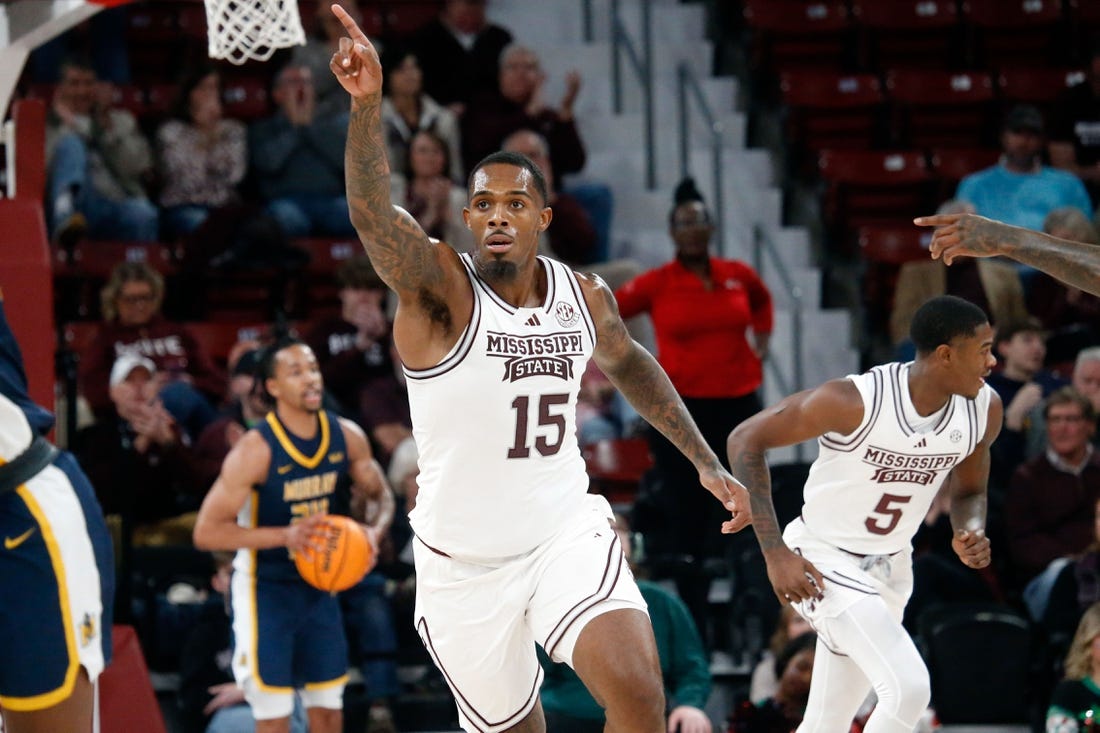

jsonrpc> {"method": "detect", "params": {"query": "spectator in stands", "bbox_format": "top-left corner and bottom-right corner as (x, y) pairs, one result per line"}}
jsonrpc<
(956, 105), (1091, 239)
(73, 352), (203, 543)
(390, 129), (473, 250)
(749, 604), (812, 705)
(987, 316), (1068, 489)
(614, 178), (773, 639)
(293, 0), (374, 119)
(1028, 208), (1100, 336)
(1076, 348), (1100, 418)
(46, 56), (158, 245)
(249, 63), (355, 237)
(501, 128), (599, 265)
(1047, 603), (1100, 732)
(411, 0), (513, 115)
(540, 512), (713, 733)
(728, 632), (817, 733)
(156, 66), (248, 239)
(461, 43), (584, 178)
(1011, 345), (1100, 462)
(193, 348), (267, 491)
(380, 46), (463, 183)
(891, 199), (1027, 359)
(1007, 387), (1100, 622)
(178, 552), (308, 733)
(1049, 45), (1100, 205)
(80, 261), (221, 438)
(304, 255), (394, 414)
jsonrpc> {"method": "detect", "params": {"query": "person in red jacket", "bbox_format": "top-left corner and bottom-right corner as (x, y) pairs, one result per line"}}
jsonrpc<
(615, 177), (773, 643)
(78, 261), (221, 438)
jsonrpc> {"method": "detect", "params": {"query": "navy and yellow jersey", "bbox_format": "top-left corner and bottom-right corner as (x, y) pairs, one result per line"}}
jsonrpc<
(240, 409), (350, 582)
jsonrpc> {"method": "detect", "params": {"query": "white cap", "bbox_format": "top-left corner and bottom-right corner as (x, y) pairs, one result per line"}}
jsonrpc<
(109, 353), (156, 388)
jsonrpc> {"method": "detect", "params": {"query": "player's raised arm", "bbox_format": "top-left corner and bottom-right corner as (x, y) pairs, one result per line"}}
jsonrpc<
(915, 212), (1100, 296)
(726, 379), (865, 604)
(579, 273), (751, 533)
(329, 4), (454, 300)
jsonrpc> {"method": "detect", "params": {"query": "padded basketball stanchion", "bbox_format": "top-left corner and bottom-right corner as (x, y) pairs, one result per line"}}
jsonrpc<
(98, 625), (168, 733)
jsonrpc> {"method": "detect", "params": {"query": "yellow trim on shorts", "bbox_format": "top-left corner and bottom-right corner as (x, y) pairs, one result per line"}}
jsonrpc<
(303, 673), (349, 691)
(265, 411), (330, 469)
(0, 485), (79, 711)
(246, 492), (291, 693)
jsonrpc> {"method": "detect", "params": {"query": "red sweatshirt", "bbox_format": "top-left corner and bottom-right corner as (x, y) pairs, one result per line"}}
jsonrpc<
(615, 258), (773, 399)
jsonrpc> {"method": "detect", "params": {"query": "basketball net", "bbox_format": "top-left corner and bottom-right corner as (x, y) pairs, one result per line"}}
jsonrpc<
(204, 0), (306, 65)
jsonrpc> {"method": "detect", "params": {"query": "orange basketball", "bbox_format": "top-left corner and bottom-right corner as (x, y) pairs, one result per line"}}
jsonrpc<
(294, 515), (374, 592)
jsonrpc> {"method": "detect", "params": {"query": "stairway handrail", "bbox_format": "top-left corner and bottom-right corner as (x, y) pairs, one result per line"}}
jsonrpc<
(610, 0), (655, 189)
(676, 61), (726, 256)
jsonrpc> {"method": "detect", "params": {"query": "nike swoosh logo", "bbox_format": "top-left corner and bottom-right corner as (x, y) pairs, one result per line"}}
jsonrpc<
(277, 465), (293, 475)
(5, 527), (36, 550)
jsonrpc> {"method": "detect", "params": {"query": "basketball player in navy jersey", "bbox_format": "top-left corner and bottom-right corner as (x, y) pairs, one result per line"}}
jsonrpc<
(193, 339), (393, 733)
(727, 295), (1003, 733)
(0, 292), (113, 733)
(328, 6), (751, 732)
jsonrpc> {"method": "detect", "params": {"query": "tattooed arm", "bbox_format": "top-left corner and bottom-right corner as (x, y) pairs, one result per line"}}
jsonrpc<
(915, 213), (1100, 296)
(329, 5), (470, 368)
(726, 379), (864, 604)
(947, 392), (1003, 570)
(581, 273), (751, 533)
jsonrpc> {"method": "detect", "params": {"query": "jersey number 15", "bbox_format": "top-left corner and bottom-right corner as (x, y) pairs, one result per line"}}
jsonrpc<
(508, 394), (569, 458)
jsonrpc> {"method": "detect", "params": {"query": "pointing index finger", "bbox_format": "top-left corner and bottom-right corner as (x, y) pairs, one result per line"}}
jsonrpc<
(331, 3), (369, 44)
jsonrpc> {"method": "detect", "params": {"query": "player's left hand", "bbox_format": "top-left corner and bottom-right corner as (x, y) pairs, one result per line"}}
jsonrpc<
(952, 528), (991, 569)
(700, 468), (752, 533)
(668, 704), (712, 733)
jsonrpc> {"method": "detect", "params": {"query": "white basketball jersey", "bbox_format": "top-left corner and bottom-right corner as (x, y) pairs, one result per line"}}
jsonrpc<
(799, 362), (993, 555)
(406, 254), (596, 560)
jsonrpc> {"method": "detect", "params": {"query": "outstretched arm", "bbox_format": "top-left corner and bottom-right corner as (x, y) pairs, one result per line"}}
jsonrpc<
(582, 274), (750, 533)
(946, 392), (1003, 570)
(915, 213), (1100, 296)
(727, 379), (864, 604)
(329, 4), (455, 300)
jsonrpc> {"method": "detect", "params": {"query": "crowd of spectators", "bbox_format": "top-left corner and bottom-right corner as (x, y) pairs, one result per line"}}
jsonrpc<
(18, 1), (1100, 731)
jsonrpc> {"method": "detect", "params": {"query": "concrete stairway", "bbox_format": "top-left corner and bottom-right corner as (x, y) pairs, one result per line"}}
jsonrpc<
(490, 0), (859, 463)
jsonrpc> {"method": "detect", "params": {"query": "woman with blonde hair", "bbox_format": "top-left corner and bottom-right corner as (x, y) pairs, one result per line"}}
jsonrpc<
(1047, 603), (1100, 732)
(80, 261), (221, 437)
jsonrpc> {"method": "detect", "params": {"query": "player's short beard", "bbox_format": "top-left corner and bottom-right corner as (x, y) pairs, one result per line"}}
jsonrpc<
(474, 254), (519, 283)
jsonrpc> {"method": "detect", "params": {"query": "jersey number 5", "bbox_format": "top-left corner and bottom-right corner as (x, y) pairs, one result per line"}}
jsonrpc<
(508, 394), (569, 458)
(864, 493), (911, 535)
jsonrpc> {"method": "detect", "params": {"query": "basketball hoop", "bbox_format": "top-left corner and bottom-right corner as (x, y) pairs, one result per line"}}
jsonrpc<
(204, 0), (307, 65)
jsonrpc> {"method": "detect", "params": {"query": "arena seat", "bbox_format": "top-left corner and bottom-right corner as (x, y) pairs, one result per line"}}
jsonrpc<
(962, 0), (1072, 69)
(99, 624), (168, 733)
(583, 438), (654, 507)
(885, 69), (998, 149)
(919, 603), (1036, 724)
(742, 0), (855, 74)
(779, 70), (887, 168)
(850, 0), (963, 71)
(221, 76), (270, 122)
(996, 67), (1086, 121)
(817, 149), (934, 254)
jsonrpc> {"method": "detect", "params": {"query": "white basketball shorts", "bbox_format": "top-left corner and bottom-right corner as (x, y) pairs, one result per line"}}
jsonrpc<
(413, 493), (647, 733)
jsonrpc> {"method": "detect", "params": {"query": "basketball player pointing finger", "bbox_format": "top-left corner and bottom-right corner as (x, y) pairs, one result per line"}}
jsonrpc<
(328, 4), (751, 732)
(727, 295), (1003, 733)
(193, 340), (393, 733)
